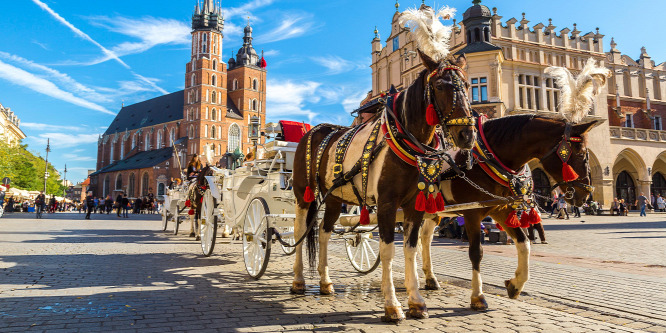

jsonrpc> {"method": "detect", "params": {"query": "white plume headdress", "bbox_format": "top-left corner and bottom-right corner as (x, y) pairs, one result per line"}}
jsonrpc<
(544, 58), (611, 123)
(399, 5), (456, 62)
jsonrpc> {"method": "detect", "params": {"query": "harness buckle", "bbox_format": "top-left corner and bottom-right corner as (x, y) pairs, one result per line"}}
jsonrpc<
(333, 163), (343, 175)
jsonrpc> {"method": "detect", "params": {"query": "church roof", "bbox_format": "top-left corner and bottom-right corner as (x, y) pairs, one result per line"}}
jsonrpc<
(89, 147), (174, 177)
(104, 90), (184, 136)
(226, 96), (243, 119)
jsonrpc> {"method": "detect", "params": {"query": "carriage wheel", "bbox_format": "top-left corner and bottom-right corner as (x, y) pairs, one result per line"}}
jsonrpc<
(345, 231), (381, 274)
(162, 207), (169, 231)
(200, 189), (218, 257)
(277, 226), (296, 255)
(173, 204), (180, 235)
(243, 197), (272, 279)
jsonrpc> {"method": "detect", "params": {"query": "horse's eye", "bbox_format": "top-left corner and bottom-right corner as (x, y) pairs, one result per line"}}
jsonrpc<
(435, 79), (445, 90)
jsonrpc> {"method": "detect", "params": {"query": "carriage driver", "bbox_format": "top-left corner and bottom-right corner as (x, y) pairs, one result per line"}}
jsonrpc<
(186, 154), (203, 180)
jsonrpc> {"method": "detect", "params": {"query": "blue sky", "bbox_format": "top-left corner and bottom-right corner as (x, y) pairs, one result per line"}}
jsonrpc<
(0, 0), (663, 183)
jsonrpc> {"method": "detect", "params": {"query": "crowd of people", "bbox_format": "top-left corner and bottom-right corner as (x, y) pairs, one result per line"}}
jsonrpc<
(81, 191), (160, 220)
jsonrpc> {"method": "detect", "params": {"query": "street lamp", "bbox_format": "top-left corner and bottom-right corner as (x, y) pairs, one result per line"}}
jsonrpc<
(249, 115), (260, 159)
(63, 164), (67, 197)
(43, 138), (50, 193)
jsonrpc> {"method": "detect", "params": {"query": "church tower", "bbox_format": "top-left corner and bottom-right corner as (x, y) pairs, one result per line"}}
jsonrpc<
(183, 0), (227, 161)
(228, 21), (267, 153)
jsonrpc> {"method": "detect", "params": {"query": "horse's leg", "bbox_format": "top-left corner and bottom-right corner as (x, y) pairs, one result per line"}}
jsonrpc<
(377, 204), (405, 322)
(495, 211), (531, 299)
(318, 199), (342, 295)
(195, 209), (201, 241)
(290, 203), (309, 294)
(420, 217), (441, 290)
(402, 207), (428, 319)
(464, 212), (488, 311)
(189, 212), (196, 237)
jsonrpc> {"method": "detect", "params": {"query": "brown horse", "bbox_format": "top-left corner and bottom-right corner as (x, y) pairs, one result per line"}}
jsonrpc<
(418, 114), (600, 311)
(185, 166), (213, 241)
(291, 50), (476, 322)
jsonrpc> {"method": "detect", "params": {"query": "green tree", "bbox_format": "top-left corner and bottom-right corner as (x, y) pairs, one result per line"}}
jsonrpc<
(0, 141), (66, 195)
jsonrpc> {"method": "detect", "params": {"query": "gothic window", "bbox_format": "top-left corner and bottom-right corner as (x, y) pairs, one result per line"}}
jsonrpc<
(103, 175), (110, 197)
(169, 128), (175, 146)
(228, 123), (241, 152)
(218, 144), (222, 155)
(204, 125), (208, 138)
(120, 139), (125, 159)
(132, 134), (137, 149)
(144, 133), (150, 151)
(233, 79), (238, 90)
(616, 171), (636, 206)
(109, 142), (115, 163)
(156, 130), (163, 149)
(211, 75), (216, 86)
(142, 172), (149, 196)
(191, 74), (196, 87)
(202, 34), (207, 53)
(211, 125), (216, 139)
(212, 59), (217, 71)
(651, 173), (666, 197)
(252, 78), (258, 90)
(211, 91), (217, 103)
(470, 77), (488, 102)
(128, 173), (135, 197)
(115, 174), (122, 191)
(211, 109), (216, 121)
(252, 99), (258, 111)
(188, 125), (194, 139)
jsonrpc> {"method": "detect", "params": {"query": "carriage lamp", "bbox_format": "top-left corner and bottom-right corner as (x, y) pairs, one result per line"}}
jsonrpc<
(250, 116), (260, 140)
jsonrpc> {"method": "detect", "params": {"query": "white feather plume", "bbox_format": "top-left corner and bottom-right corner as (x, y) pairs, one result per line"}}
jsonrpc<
(545, 58), (611, 123)
(399, 6), (456, 62)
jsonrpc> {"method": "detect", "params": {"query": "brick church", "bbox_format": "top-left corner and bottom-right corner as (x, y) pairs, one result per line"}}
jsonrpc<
(90, 0), (267, 200)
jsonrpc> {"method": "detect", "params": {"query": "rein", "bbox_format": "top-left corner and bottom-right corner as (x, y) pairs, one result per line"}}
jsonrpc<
(425, 63), (476, 129)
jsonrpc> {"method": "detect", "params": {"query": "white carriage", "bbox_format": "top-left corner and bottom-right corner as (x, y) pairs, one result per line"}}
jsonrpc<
(197, 121), (382, 279)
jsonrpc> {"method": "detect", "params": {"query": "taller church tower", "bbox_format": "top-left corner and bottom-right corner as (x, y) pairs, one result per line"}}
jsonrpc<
(183, 0), (226, 161)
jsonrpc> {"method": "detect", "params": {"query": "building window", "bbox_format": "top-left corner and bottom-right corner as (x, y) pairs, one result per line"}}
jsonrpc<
(188, 125), (194, 139)
(142, 172), (149, 196)
(109, 142), (115, 163)
(655, 116), (662, 131)
(212, 59), (217, 71)
(625, 113), (633, 128)
(158, 183), (165, 196)
(211, 109), (216, 121)
(252, 99), (258, 111)
(211, 75), (216, 86)
(156, 130), (163, 149)
(470, 77), (488, 102)
(191, 74), (195, 87)
(132, 134), (136, 149)
(252, 78), (258, 90)
(228, 124), (241, 152)
(115, 174), (123, 191)
(120, 140), (125, 159)
(518, 74), (541, 111)
(103, 176), (110, 197)
(211, 125), (216, 139)
(545, 78), (560, 112)
(392, 36), (399, 52)
(233, 79), (238, 90)
(144, 133), (150, 151)
(204, 125), (208, 138)
(211, 91), (216, 104)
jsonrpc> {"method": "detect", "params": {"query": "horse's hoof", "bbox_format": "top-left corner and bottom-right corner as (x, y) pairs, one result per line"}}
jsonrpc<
(381, 306), (405, 323)
(505, 279), (520, 299)
(189, 232), (195, 238)
(470, 295), (488, 311)
(424, 277), (441, 290)
(195, 236), (200, 241)
(319, 282), (335, 295)
(407, 303), (429, 319)
(290, 281), (305, 295)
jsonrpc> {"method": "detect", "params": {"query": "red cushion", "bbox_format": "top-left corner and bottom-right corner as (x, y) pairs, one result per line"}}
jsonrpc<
(279, 120), (311, 142)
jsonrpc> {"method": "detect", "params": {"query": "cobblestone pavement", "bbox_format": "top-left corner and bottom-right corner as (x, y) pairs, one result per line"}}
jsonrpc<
(0, 212), (663, 332)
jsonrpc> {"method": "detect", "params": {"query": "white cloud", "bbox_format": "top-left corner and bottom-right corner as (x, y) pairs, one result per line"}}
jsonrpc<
(263, 50), (280, 57)
(267, 79), (321, 121)
(31, 0), (167, 94)
(32, 40), (49, 50)
(21, 123), (81, 132)
(0, 60), (114, 115)
(224, 0), (276, 18)
(256, 14), (315, 44)
(342, 91), (369, 114)
(32, 132), (100, 148)
(62, 153), (96, 162)
(86, 16), (190, 65)
(311, 55), (367, 75)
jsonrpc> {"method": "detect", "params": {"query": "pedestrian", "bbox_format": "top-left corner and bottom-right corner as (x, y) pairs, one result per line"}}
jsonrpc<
(116, 192), (123, 217)
(619, 199), (627, 216)
(657, 194), (665, 212)
(85, 192), (94, 220)
(636, 192), (648, 217)
(35, 191), (46, 216)
(105, 195), (113, 214)
(122, 193), (130, 218)
(611, 198), (620, 216)
(549, 193), (559, 218)
(557, 194), (569, 219)
(527, 222), (547, 244)
(573, 204), (581, 218)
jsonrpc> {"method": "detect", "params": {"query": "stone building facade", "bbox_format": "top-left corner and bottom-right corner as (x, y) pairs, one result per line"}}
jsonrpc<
(368, 0), (666, 207)
(90, 0), (267, 200)
(0, 103), (26, 145)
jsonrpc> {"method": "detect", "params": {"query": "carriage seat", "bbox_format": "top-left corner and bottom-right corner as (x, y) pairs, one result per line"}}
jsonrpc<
(278, 120), (311, 142)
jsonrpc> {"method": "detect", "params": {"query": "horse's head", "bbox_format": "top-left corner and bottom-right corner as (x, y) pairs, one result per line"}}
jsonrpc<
(419, 50), (476, 149)
(539, 119), (603, 206)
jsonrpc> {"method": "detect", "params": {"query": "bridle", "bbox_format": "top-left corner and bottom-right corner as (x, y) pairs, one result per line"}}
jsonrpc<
(425, 61), (476, 129)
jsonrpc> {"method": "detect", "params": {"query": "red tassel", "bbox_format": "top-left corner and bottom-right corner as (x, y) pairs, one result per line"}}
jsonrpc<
(495, 222), (504, 231)
(562, 162), (579, 182)
(425, 193), (437, 214)
(188, 209), (195, 215)
(520, 211), (530, 228)
(415, 191), (426, 212)
(201, 186), (207, 190)
(426, 104), (438, 126)
(528, 208), (542, 225)
(260, 57), (267, 68)
(303, 186), (315, 203)
(360, 206), (370, 225)
(435, 192), (445, 211)
(200, 197), (204, 203)
(504, 211), (521, 228)
(185, 199), (191, 207)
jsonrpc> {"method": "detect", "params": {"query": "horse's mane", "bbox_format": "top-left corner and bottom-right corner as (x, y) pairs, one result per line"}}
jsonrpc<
(482, 114), (564, 144)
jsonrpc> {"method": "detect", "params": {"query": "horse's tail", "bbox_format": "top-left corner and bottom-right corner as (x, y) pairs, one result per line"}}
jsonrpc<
(305, 200), (318, 274)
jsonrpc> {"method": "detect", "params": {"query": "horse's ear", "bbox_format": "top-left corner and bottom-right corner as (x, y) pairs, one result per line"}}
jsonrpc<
(573, 119), (605, 135)
(418, 49), (438, 72)
(455, 53), (467, 68)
